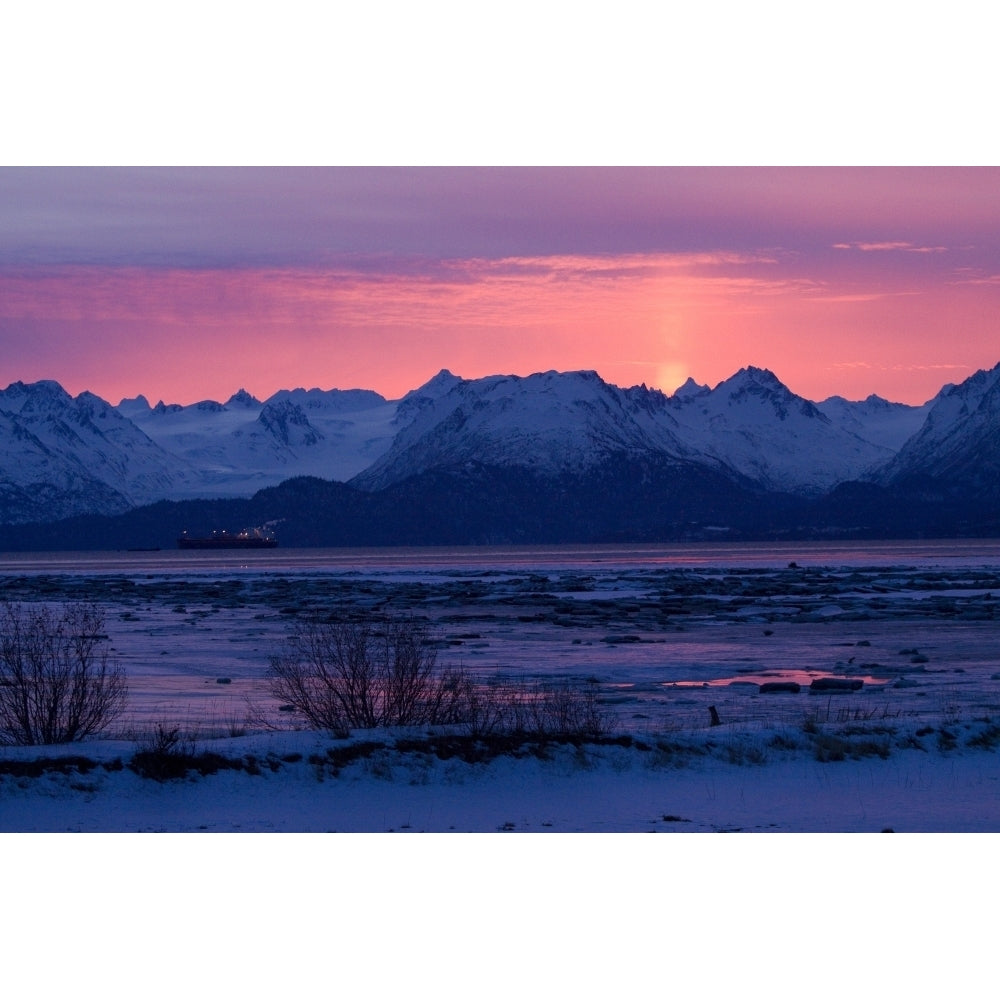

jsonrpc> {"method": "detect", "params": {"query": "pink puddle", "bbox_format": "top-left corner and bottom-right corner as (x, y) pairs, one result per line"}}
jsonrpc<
(664, 669), (890, 688)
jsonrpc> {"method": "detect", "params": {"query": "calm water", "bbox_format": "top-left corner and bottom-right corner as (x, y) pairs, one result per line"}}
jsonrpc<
(2, 538), (1000, 576)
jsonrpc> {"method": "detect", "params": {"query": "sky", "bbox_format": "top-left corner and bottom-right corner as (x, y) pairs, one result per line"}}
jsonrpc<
(2, 165), (1000, 407)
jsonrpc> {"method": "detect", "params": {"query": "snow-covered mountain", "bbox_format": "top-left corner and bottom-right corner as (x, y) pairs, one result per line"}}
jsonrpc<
(391, 368), (465, 427)
(120, 386), (400, 498)
(873, 361), (1000, 495)
(816, 392), (931, 453)
(0, 408), (129, 523)
(351, 369), (707, 491)
(0, 380), (195, 521)
(1, 364), (997, 528)
(663, 366), (922, 494)
(356, 366), (928, 496)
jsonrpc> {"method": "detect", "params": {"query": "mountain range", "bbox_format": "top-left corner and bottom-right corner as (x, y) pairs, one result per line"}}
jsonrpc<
(1, 362), (998, 548)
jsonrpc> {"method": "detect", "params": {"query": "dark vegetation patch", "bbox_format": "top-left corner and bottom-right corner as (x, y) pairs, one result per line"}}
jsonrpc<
(840, 724), (896, 737)
(306, 732), (641, 773)
(129, 748), (249, 781)
(809, 732), (891, 762)
(11, 714), (1000, 789)
(126, 748), (294, 781)
(398, 731), (636, 763)
(937, 728), (959, 751)
(126, 721), (279, 780)
(314, 740), (386, 773)
(0, 755), (105, 778)
(767, 733), (802, 751)
(966, 723), (1000, 750)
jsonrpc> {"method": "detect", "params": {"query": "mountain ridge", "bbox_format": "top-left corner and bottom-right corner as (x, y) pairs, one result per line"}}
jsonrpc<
(1, 364), (998, 542)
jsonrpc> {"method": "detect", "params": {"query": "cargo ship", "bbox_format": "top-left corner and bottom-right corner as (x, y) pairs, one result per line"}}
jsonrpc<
(177, 527), (278, 550)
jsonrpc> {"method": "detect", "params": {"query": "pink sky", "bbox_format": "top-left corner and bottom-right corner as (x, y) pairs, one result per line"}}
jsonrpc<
(2, 167), (999, 405)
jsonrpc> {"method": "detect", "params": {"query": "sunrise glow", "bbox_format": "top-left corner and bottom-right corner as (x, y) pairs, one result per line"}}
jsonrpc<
(2, 167), (999, 405)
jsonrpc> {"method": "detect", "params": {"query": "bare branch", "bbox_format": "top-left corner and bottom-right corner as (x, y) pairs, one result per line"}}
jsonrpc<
(0, 602), (128, 745)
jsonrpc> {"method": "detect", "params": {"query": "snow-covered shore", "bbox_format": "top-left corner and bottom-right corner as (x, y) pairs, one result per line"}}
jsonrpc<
(3, 725), (1000, 833)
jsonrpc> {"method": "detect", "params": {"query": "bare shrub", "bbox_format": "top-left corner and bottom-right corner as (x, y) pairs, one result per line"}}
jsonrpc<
(267, 615), (459, 732)
(269, 615), (616, 741)
(532, 679), (612, 739)
(129, 722), (246, 781)
(462, 676), (518, 738)
(463, 675), (614, 740)
(136, 720), (190, 757)
(0, 602), (128, 745)
(422, 666), (476, 726)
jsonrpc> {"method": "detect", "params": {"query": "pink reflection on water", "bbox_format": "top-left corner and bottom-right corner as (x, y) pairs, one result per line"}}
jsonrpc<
(666, 669), (890, 688)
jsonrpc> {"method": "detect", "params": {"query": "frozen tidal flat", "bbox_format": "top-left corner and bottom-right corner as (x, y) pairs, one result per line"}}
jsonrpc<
(3, 541), (1000, 832)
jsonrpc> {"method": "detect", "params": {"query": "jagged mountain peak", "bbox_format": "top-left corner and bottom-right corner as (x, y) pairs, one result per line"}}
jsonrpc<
(820, 392), (917, 416)
(935, 360), (1000, 401)
(723, 365), (784, 387)
(265, 386), (388, 413)
(899, 363), (1000, 441)
(1, 381), (130, 430)
(874, 362), (1000, 491)
(395, 369), (467, 425)
(816, 393), (930, 452)
(704, 366), (823, 423)
(664, 366), (914, 492)
(0, 378), (74, 415)
(864, 393), (895, 408)
(400, 369), (464, 401)
(353, 368), (694, 491)
(117, 394), (151, 415)
(3, 378), (67, 395)
(0, 377), (197, 519)
(152, 400), (184, 415)
(544, 368), (602, 382)
(673, 377), (710, 399)
(423, 369), (667, 421)
(71, 390), (128, 427)
(452, 368), (627, 402)
(715, 366), (798, 400)
(257, 398), (324, 447)
(227, 388), (261, 407)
